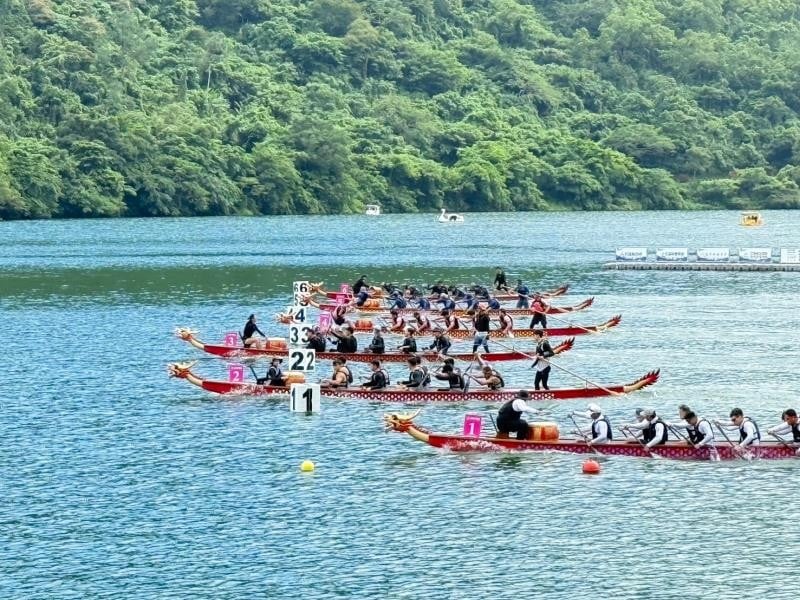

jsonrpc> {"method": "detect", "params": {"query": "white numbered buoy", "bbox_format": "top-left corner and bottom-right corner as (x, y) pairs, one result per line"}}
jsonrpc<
(293, 281), (310, 305)
(290, 383), (320, 413)
(288, 324), (313, 346)
(287, 349), (315, 372)
(284, 305), (308, 323)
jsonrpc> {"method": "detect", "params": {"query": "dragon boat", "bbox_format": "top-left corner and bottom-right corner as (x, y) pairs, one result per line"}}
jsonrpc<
(175, 328), (575, 363)
(168, 362), (659, 402)
(383, 411), (798, 460)
(432, 315), (622, 339)
(311, 297), (594, 317)
(313, 283), (569, 302)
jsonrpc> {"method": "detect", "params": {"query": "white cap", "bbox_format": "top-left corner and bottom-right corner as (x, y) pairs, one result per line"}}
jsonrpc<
(587, 403), (602, 414)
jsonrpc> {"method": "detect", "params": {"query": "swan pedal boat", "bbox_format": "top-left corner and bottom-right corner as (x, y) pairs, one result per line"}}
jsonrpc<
(312, 297), (595, 317)
(313, 283), (569, 302)
(168, 363), (659, 402)
(384, 411), (797, 460)
(175, 329), (575, 362)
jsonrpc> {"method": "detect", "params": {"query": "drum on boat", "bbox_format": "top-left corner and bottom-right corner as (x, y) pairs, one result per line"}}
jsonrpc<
(528, 422), (559, 441)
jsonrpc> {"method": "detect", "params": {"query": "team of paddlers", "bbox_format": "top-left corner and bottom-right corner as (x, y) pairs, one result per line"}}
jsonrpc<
(178, 269), (800, 458)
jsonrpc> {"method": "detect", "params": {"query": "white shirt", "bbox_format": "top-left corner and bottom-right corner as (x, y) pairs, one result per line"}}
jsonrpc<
(511, 399), (539, 414)
(621, 419), (648, 440)
(573, 411), (609, 444)
(767, 422), (797, 438)
(740, 420), (760, 447)
(693, 420), (715, 448)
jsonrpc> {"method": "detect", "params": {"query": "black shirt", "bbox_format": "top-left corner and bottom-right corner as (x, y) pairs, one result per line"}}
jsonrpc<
(243, 321), (263, 339)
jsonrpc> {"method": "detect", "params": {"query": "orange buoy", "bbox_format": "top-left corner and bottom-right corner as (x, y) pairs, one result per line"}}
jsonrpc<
(582, 459), (601, 475)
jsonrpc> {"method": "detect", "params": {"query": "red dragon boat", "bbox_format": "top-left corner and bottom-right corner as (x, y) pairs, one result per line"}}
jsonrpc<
(168, 362), (659, 402)
(313, 283), (569, 302)
(175, 328), (575, 363)
(441, 315), (622, 339)
(312, 296), (594, 317)
(383, 411), (798, 460)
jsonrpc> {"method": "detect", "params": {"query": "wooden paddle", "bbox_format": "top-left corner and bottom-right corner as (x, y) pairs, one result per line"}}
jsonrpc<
(492, 339), (622, 396)
(713, 420), (746, 459)
(621, 425), (658, 458)
(568, 414), (602, 456)
(768, 432), (798, 452)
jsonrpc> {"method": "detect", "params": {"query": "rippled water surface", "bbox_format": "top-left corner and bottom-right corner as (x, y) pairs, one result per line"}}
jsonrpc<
(2, 211), (799, 599)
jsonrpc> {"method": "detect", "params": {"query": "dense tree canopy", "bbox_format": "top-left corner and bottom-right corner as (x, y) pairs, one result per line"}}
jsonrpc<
(1, 0), (800, 219)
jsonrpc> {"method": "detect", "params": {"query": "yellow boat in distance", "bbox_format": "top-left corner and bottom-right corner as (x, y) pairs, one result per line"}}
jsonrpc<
(740, 211), (764, 227)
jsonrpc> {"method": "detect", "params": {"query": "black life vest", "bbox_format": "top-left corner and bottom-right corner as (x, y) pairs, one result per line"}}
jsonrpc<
(591, 416), (613, 441)
(403, 337), (417, 353)
(267, 366), (283, 384)
(642, 419), (669, 445)
(450, 372), (465, 390)
(338, 366), (352, 386)
(498, 399), (521, 421)
(420, 366), (430, 386)
(687, 419), (710, 444)
(792, 422), (800, 442)
(380, 369), (390, 386)
(489, 370), (504, 390)
(475, 314), (490, 332)
(739, 417), (761, 442)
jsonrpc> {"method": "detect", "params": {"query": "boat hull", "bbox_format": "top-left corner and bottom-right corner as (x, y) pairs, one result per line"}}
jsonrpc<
(441, 316), (622, 339)
(171, 369), (659, 402)
(421, 435), (795, 460)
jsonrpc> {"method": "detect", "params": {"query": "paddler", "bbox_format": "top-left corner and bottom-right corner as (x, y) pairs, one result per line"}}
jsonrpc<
(352, 275), (368, 295)
(767, 409), (800, 454)
(433, 359), (465, 390)
(387, 309), (406, 333)
(474, 356), (504, 390)
(411, 311), (432, 335)
(397, 327), (418, 353)
(428, 281), (447, 296)
(425, 327), (452, 355)
(486, 294), (501, 310)
(329, 324), (358, 353)
(672, 410), (715, 448)
(498, 308), (514, 338)
(471, 306), (491, 353)
(531, 329), (554, 390)
(331, 303), (349, 326)
(354, 287), (371, 307)
(389, 291), (407, 310)
(367, 327), (385, 354)
(496, 390), (542, 440)
(515, 279), (530, 309)
(528, 293), (548, 329)
(305, 327), (327, 352)
(437, 293), (456, 311)
(242, 314), (266, 347)
(257, 357), (286, 386)
(639, 409), (669, 448)
(493, 267), (508, 291)
(398, 356), (431, 389)
(438, 309), (462, 333)
(571, 403), (612, 445)
(715, 408), (761, 451)
(320, 358), (351, 388)
(620, 408), (648, 442)
(415, 294), (431, 311)
(361, 359), (389, 390)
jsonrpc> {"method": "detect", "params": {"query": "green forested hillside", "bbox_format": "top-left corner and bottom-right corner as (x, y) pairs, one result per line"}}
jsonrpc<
(2, 0), (800, 219)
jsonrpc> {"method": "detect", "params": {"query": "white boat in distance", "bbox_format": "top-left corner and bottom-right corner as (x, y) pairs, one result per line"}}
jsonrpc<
(438, 208), (464, 223)
(365, 204), (381, 216)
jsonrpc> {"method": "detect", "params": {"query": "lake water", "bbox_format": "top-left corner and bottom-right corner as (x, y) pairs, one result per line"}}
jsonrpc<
(2, 211), (799, 599)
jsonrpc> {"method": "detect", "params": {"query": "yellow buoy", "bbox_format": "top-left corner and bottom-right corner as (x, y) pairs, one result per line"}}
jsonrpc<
(300, 460), (315, 472)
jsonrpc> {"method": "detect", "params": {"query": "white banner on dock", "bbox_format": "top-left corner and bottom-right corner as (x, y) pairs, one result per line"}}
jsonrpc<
(615, 247), (648, 262)
(780, 248), (800, 264)
(655, 247), (688, 262)
(696, 248), (730, 262)
(738, 247), (772, 263)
